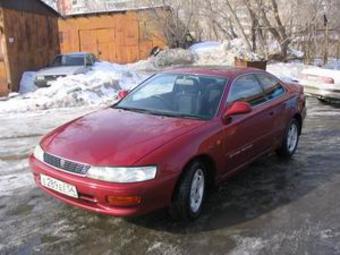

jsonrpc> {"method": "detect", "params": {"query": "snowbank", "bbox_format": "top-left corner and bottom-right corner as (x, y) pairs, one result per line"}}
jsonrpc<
(19, 72), (37, 94)
(0, 61), (145, 113)
(191, 39), (265, 66)
(267, 62), (307, 83)
(189, 41), (223, 53)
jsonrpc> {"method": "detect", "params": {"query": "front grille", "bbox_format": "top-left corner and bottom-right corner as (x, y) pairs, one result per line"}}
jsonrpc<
(44, 75), (66, 82)
(43, 153), (90, 175)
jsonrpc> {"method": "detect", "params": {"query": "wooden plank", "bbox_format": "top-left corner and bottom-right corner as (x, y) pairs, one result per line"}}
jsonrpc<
(2, 7), (60, 92)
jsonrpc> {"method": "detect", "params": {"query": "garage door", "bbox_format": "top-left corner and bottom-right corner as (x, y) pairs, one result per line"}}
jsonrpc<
(79, 28), (117, 63)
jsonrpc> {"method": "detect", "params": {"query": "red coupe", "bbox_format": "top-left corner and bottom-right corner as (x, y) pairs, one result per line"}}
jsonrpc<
(30, 67), (306, 220)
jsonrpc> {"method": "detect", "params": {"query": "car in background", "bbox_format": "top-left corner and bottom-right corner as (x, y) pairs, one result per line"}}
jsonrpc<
(30, 67), (306, 221)
(34, 52), (97, 88)
(299, 66), (340, 102)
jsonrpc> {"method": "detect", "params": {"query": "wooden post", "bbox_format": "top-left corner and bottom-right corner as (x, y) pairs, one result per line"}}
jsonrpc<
(323, 14), (329, 65)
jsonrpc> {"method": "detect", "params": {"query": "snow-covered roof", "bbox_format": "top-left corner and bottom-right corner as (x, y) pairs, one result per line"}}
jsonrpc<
(63, 5), (169, 18)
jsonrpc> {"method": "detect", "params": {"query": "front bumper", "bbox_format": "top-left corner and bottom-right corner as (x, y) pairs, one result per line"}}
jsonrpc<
(29, 156), (177, 217)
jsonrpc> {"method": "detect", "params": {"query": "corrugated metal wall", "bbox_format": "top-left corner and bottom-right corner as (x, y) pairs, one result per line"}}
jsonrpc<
(58, 10), (167, 64)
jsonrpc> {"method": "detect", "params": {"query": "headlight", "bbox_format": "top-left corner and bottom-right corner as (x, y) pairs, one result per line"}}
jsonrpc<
(33, 144), (44, 162)
(86, 166), (157, 183)
(36, 76), (45, 81)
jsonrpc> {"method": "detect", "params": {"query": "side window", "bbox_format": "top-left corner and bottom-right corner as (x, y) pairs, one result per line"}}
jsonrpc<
(85, 55), (93, 66)
(256, 74), (285, 100)
(227, 75), (266, 106)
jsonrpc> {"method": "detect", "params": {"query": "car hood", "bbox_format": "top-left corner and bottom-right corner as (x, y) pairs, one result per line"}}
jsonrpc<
(37, 66), (84, 76)
(41, 108), (205, 166)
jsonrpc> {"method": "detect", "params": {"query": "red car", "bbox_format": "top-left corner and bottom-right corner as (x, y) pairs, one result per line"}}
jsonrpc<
(30, 67), (306, 220)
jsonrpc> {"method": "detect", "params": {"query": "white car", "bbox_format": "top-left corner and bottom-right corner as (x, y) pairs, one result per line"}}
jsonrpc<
(299, 66), (340, 102)
(35, 52), (97, 87)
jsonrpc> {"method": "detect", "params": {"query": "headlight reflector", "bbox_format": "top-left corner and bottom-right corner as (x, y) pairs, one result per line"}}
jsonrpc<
(33, 144), (44, 162)
(87, 166), (157, 183)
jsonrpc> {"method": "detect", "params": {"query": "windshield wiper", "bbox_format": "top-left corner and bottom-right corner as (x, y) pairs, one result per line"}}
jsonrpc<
(115, 106), (161, 115)
(153, 112), (204, 120)
(115, 106), (205, 120)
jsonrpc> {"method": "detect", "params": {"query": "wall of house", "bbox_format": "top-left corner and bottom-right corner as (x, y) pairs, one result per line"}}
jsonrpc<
(0, 7), (59, 93)
(58, 9), (167, 64)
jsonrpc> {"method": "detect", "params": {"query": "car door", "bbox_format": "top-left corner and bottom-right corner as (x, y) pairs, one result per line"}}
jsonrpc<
(255, 73), (287, 146)
(222, 74), (272, 175)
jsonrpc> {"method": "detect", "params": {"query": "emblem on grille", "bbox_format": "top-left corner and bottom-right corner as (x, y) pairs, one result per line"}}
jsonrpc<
(60, 159), (66, 168)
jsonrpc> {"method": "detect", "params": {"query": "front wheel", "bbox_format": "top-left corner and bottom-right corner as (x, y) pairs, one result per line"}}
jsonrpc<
(276, 119), (300, 158)
(169, 161), (207, 221)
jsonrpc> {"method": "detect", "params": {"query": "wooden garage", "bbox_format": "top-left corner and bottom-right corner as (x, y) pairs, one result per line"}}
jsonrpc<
(0, 0), (60, 96)
(58, 7), (168, 64)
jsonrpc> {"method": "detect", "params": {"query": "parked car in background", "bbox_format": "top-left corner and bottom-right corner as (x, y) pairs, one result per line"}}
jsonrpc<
(299, 66), (340, 102)
(34, 52), (97, 87)
(30, 67), (306, 221)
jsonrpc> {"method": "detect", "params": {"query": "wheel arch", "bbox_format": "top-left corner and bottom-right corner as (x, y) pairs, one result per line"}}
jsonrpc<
(171, 154), (217, 202)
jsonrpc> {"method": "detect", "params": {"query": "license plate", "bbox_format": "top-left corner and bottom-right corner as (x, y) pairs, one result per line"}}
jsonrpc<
(40, 174), (78, 198)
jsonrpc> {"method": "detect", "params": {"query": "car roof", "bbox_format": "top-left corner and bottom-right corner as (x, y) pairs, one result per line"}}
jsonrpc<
(59, 52), (93, 57)
(162, 66), (265, 79)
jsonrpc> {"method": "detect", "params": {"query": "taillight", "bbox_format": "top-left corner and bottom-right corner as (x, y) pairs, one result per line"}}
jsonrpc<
(301, 74), (334, 84)
(320, 76), (335, 84)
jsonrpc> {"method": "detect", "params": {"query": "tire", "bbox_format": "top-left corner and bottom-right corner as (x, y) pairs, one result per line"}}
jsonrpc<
(317, 98), (329, 104)
(169, 161), (207, 221)
(276, 119), (300, 159)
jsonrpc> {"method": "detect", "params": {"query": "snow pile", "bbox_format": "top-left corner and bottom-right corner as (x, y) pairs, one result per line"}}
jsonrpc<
(19, 72), (37, 94)
(153, 48), (195, 67)
(267, 62), (307, 83)
(191, 39), (264, 66)
(189, 41), (223, 53)
(0, 61), (144, 113)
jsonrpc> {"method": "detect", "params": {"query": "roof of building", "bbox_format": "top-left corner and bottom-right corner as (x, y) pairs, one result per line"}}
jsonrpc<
(0, 0), (60, 16)
(62, 5), (170, 18)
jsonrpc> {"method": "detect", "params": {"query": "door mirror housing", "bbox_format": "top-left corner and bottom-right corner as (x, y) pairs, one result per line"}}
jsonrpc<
(223, 101), (252, 124)
(117, 89), (129, 100)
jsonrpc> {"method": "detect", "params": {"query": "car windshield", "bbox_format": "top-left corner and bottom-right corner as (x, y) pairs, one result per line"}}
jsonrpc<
(51, 55), (85, 67)
(116, 74), (228, 120)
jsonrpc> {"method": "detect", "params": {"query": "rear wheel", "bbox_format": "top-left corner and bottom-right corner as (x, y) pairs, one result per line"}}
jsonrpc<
(276, 119), (300, 158)
(169, 161), (207, 221)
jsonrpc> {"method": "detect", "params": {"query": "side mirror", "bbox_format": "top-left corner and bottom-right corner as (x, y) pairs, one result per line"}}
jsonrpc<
(117, 89), (129, 100)
(223, 101), (252, 124)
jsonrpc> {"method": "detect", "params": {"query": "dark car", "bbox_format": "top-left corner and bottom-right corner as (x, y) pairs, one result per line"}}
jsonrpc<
(30, 67), (306, 220)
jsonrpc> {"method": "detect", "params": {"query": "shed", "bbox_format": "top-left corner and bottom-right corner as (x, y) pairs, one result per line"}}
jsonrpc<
(58, 6), (169, 64)
(0, 0), (60, 96)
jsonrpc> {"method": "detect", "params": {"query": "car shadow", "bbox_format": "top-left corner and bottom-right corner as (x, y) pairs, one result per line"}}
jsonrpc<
(126, 141), (339, 234)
